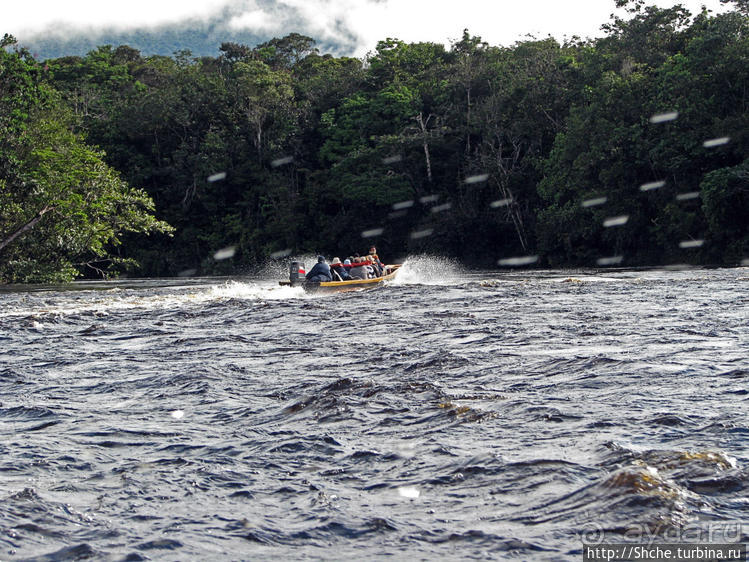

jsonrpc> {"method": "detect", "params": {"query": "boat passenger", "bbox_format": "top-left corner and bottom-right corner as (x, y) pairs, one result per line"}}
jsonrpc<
(349, 257), (368, 280)
(364, 255), (376, 278)
(330, 257), (351, 281)
(369, 254), (383, 277)
(306, 256), (333, 282)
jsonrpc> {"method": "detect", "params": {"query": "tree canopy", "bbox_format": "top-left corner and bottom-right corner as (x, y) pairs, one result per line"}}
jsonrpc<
(1, 0), (747, 282)
(0, 35), (172, 283)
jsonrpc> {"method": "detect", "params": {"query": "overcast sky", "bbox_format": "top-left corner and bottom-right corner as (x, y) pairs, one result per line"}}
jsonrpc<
(5, 0), (731, 56)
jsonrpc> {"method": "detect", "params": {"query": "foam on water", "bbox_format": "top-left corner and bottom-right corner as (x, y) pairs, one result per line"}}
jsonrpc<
(1, 267), (747, 560)
(0, 280), (307, 319)
(206, 280), (307, 301)
(392, 255), (466, 285)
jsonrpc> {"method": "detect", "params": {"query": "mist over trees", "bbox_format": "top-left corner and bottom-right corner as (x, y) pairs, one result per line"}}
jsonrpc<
(1, 1), (747, 282)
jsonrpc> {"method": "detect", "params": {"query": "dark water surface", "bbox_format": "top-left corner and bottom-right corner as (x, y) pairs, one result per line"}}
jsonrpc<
(1, 260), (748, 560)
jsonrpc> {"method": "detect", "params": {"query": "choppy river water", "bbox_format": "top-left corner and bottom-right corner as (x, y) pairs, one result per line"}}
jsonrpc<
(1, 259), (747, 561)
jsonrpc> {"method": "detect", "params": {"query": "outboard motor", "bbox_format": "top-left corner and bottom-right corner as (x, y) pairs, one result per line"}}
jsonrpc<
(289, 261), (305, 285)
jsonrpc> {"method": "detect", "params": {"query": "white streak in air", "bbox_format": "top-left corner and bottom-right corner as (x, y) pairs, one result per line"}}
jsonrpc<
(410, 228), (433, 239)
(498, 255), (539, 267)
(676, 192), (700, 201)
(214, 246), (236, 260)
(741, 258), (749, 266)
(178, 268), (197, 277)
(679, 240), (704, 249)
(582, 196), (607, 208)
(398, 486), (420, 498)
(703, 137), (730, 148)
(464, 174), (489, 184)
(207, 172), (227, 182)
(430, 203), (452, 213)
(603, 215), (629, 228)
(649, 111), (679, 123)
(419, 194), (439, 204)
(392, 200), (414, 210)
(640, 180), (665, 192)
(271, 156), (294, 167)
(270, 249), (292, 259)
(597, 256), (623, 266)
(361, 228), (384, 238)
(490, 198), (513, 208)
(383, 155), (403, 165)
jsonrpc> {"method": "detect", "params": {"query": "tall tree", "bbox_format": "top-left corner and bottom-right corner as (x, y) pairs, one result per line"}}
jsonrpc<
(0, 37), (171, 282)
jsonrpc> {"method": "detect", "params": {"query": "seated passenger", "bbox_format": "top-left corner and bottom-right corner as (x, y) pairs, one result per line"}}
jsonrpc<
(368, 254), (382, 277)
(330, 257), (351, 281)
(371, 254), (384, 276)
(349, 257), (368, 280)
(306, 256), (333, 282)
(364, 255), (376, 278)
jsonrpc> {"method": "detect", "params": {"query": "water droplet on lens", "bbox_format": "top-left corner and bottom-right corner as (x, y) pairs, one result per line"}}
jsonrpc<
(410, 229), (433, 239)
(582, 196), (607, 208)
(703, 137), (730, 148)
(392, 200), (414, 211)
(679, 240), (704, 249)
(649, 111), (679, 123)
(464, 174), (489, 184)
(490, 198), (513, 208)
(640, 180), (665, 191)
(271, 156), (294, 167)
(214, 246), (236, 260)
(430, 203), (452, 213)
(361, 228), (384, 238)
(603, 215), (629, 228)
(498, 255), (539, 267)
(597, 256), (623, 266)
(398, 486), (420, 498)
(676, 192), (700, 201)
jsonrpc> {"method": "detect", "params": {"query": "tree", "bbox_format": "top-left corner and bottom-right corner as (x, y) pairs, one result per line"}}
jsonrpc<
(0, 38), (172, 283)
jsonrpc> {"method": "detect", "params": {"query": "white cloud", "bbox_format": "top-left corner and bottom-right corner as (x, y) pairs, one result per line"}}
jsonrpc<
(6, 0), (732, 55)
(229, 10), (282, 33)
(5, 0), (233, 33)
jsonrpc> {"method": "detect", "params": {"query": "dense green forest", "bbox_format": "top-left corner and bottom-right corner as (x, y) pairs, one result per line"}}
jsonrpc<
(1, 0), (747, 282)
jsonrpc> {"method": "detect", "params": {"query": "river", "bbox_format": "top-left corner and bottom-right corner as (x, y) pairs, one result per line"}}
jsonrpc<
(1, 258), (747, 561)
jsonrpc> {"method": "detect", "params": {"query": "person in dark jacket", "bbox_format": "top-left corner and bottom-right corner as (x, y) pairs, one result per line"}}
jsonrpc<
(306, 256), (332, 282)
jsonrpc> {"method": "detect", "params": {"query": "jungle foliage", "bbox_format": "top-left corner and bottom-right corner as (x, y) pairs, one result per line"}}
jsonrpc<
(1, 1), (747, 282)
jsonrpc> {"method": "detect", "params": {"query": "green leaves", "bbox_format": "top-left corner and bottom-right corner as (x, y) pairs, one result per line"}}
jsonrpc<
(4, 7), (745, 278)
(0, 45), (172, 283)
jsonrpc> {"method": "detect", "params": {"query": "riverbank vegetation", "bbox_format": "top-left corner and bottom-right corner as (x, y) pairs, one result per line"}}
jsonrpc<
(1, 0), (747, 282)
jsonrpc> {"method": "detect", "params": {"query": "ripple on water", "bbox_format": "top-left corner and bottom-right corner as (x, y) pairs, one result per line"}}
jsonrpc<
(1, 268), (747, 559)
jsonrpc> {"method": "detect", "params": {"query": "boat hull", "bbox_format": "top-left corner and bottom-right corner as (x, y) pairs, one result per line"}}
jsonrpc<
(279, 265), (401, 292)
